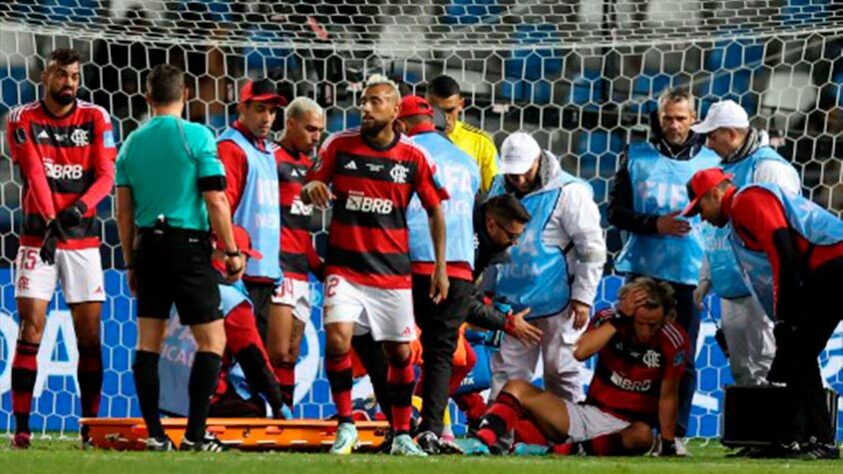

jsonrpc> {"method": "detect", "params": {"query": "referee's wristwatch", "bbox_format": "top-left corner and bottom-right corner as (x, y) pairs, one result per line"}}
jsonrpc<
(225, 249), (242, 258)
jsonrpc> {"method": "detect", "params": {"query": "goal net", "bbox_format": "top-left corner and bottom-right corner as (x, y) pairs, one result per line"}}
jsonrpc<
(1, 0), (842, 439)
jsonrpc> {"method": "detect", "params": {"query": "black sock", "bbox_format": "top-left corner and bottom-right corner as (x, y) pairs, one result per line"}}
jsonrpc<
(132, 350), (165, 440)
(185, 351), (222, 442)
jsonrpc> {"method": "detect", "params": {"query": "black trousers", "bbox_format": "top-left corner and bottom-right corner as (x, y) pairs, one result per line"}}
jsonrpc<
(412, 275), (473, 435)
(777, 259), (843, 445)
(245, 280), (275, 343)
(628, 274), (698, 437)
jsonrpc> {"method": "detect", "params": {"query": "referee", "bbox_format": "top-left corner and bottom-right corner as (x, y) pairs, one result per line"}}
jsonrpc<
(115, 64), (243, 452)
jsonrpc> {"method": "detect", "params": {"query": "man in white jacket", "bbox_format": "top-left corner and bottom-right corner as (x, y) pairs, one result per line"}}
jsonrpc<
(485, 132), (606, 403)
(692, 100), (801, 385)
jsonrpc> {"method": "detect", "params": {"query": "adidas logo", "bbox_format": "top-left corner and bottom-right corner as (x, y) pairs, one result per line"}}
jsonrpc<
(37, 130), (50, 140)
(344, 160), (358, 170)
(400, 326), (413, 337)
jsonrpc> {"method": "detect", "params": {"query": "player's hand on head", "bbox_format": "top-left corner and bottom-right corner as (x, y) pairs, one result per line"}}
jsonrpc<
(618, 288), (649, 317)
(656, 210), (691, 236)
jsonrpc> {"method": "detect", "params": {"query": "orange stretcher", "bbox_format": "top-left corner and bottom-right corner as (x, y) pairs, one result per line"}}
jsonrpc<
(80, 418), (390, 451)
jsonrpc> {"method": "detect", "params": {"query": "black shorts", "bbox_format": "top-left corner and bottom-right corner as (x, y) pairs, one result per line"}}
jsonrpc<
(134, 227), (222, 326)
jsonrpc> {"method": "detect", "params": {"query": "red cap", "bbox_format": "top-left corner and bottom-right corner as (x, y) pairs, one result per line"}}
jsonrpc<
(216, 225), (262, 260)
(398, 95), (434, 119)
(239, 79), (287, 106)
(682, 168), (733, 217)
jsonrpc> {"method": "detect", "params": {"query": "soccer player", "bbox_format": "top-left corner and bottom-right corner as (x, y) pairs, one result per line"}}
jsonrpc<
(689, 100), (800, 386)
(271, 96), (326, 412)
(486, 132), (606, 405)
(459, 278), (688, 457)
(217, 78), (285, 341)
(116, 64), (242, 452)
(608, 88), (719, 452)
(684, 168), (843, 459)
(6, 48), (116, 449)
(301, 75), (448, 456)
(426, 75), (498, 192)
(395, 95), (480, 454)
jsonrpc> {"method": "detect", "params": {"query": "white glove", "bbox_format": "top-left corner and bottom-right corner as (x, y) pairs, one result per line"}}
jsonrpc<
(693, 278), (712, 311)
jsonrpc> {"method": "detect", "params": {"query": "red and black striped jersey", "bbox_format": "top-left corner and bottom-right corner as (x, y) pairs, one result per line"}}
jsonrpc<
(276, 143), (322, 281)
(5, 99), (116, 249)
(307, 128), (446, 289)
(585, 309), (688, 425)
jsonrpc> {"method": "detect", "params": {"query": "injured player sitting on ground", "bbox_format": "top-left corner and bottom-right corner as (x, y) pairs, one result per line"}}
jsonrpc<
(457, 277), (689, 457)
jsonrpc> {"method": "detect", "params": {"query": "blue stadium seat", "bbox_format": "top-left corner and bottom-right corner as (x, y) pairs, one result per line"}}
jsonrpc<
(443, 0), (505, 25)
(697, 40), (763, 117)
(0, 67), (37, 116)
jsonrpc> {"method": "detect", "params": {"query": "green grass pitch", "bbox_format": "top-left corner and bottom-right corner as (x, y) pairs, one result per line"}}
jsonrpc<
(2, 438), (840, 473)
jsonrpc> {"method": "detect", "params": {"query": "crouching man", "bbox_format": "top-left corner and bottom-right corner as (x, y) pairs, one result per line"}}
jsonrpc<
(459, 278), (689, 457)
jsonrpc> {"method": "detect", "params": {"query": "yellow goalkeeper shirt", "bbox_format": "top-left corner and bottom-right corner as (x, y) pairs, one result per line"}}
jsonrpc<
(449, 120), (499, 192)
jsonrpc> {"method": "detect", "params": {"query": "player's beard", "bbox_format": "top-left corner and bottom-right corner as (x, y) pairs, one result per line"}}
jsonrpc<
(50, 87), (76, 106)
(361, 118), (389, 137)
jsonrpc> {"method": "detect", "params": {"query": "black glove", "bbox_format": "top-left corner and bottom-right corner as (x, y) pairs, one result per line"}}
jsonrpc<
(57, 201), (87, 229)
(659, 438), (678, 456)
(40, 220), (66, 265)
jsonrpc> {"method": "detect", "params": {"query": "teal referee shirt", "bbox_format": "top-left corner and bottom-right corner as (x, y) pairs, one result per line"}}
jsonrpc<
(116, 115), (226, 231)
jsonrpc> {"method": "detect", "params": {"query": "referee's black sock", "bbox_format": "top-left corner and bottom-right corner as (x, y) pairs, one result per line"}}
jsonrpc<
(185, 351), (222, 443)
(132, 350), (166, 440)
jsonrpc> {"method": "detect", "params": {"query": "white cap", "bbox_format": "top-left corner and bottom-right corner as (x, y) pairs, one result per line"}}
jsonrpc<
(690, 100), (750, 134)
(500, 132), (541, 174)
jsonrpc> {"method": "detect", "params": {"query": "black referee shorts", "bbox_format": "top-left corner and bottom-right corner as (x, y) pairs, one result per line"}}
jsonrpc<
(134, 227), (222, 326)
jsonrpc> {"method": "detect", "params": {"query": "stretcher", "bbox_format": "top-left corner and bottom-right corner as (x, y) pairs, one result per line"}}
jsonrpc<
(80, 417), (390, 451)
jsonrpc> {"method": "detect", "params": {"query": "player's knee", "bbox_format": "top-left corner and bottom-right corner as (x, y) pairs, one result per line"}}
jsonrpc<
(622, 423), (654, 452)
(383, 342), (411, 365)
(18, 321), (45, 344)
(194, 323), (227, 355)
(500, 379), (534, 400)
(325, 330), (351, 356)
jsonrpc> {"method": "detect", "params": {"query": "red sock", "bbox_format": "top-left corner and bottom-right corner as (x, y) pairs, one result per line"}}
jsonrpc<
(455, 392), (487, 427)
(475, 392), (522, 447)
(12, 340), (39, 434)
(387, 358), (415, 435)
(514, 418), (548, 445)
(584, 432), (625, 456)
(77, 343), (103, 418)
(325, 353), (353, 424)
(274, 362), (295, 409)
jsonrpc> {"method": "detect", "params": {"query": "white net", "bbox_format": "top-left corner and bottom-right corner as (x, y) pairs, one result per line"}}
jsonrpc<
(0, 0), (842, 439)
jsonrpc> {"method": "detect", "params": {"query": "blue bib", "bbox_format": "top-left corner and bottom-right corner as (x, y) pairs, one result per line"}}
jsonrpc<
(703, 147), (791, 298)
(407, 132), (480, 267)
(488, 171), (582, 319)
(615, 142), (720, 285)
(730, 183), (843, 319)
(218, 128), (282, 281)
(158, 283), (251, 416)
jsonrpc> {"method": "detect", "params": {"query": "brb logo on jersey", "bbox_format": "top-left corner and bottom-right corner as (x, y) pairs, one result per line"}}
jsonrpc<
(345, 191), (394, 214)
(610, 371), (652, 392)
(42, 158), (84, 180)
